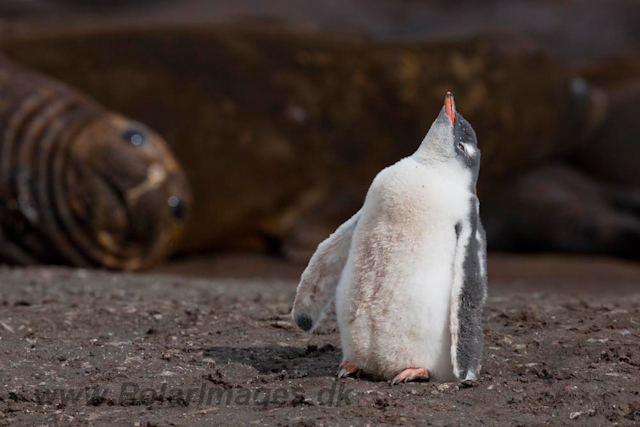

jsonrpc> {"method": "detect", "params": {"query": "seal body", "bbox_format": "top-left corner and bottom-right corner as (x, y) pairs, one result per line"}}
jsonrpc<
(0, 25), (581, 255)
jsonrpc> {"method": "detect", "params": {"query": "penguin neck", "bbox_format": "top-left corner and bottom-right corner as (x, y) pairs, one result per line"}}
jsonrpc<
(410, 149), (477, 194)
(411, 141), (451, 167)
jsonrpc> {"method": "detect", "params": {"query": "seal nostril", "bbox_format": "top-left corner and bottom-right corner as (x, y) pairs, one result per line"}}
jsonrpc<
(167, 195), (185, 220)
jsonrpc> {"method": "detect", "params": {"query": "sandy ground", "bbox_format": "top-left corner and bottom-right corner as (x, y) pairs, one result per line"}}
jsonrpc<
(0, 255), (639, 426)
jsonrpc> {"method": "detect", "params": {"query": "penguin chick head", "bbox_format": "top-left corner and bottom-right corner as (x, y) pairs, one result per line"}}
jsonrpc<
(416, 92), (481, 183)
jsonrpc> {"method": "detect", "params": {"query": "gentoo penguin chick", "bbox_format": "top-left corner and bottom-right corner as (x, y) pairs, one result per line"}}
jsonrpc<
(292, 93), (487, 383)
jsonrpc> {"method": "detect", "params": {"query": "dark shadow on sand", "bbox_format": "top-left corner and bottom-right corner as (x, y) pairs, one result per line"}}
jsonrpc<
(198, 344), (342, 378)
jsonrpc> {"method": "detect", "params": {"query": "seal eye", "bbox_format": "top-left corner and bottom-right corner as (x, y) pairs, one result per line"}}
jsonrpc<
(123, 129), (145, 146)
(168, 195), (185, 220)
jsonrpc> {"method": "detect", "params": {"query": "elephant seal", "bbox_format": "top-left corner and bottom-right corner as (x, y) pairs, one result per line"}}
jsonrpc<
(0, 24), (598, 258)
(0, 55), (191, 269)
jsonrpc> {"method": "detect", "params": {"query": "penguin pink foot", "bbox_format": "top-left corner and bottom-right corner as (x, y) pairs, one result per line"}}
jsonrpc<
(391, 368), (430, 385)
(337, 360), (359, 378)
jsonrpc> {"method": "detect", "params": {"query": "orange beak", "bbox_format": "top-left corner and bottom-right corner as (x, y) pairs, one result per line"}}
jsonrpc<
(445, 92), (456, 125)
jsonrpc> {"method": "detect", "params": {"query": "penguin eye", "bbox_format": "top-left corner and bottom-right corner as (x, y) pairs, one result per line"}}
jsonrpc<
(122, 129), (146, 146)
(457, 142), (466, 153)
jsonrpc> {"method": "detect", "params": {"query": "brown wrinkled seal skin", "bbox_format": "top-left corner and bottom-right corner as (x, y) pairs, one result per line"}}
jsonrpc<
(571, 57), (640, 187)
(0, 55), (191, 270)
(0, 24), (592, 257)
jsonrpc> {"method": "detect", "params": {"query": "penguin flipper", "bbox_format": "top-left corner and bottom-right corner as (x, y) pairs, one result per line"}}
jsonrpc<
(292, 210), (360, 333)
(450, 199), (488, 381)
